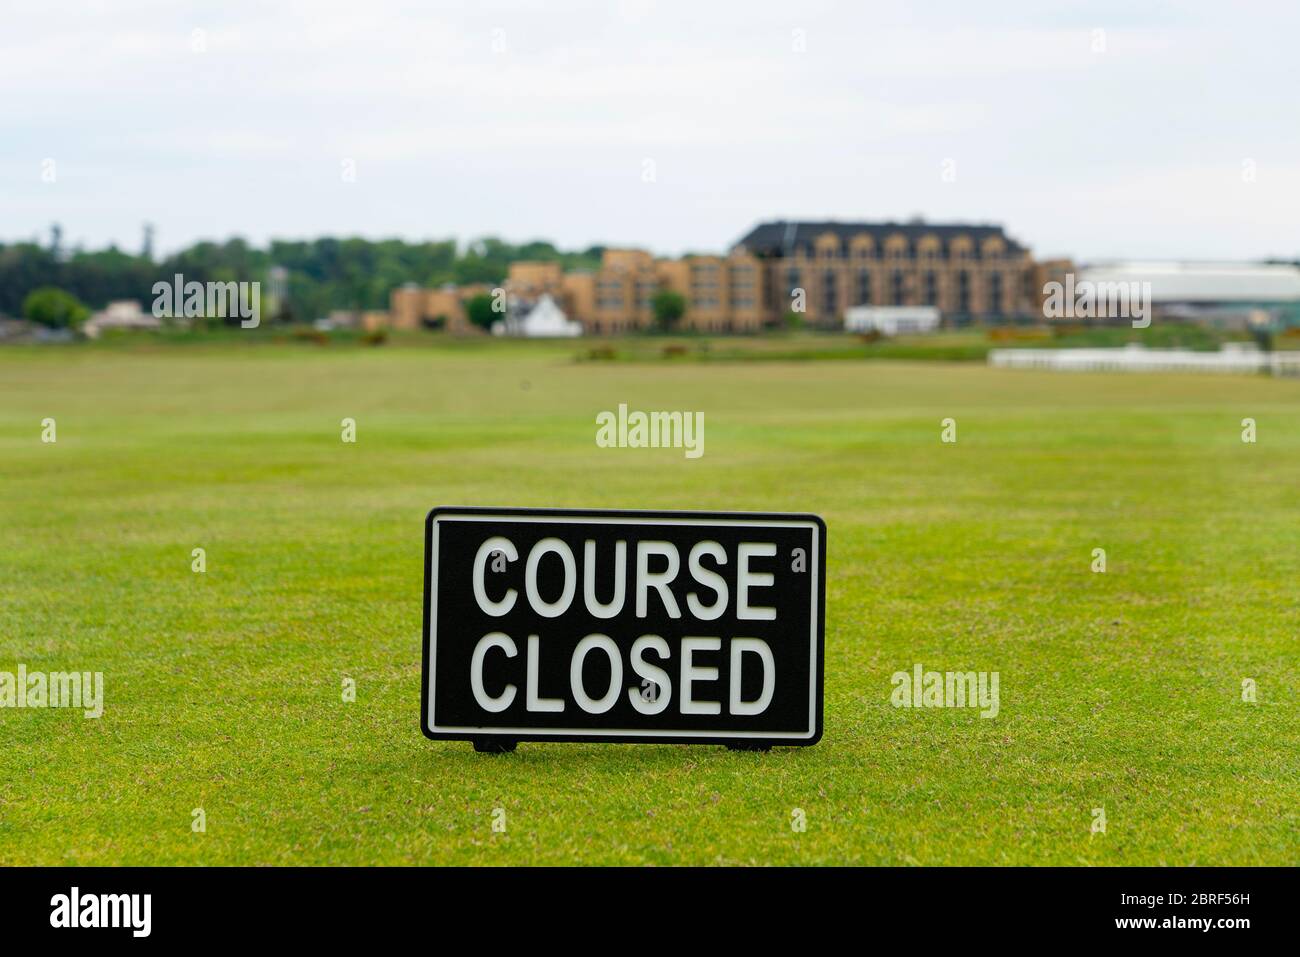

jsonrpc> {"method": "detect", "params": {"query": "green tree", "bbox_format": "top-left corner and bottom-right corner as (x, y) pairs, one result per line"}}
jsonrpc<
(0, 233), (606, 321)
(652, 290), (687, 330)
(464, 292), (500, 331)
(22, 287), (89, 329)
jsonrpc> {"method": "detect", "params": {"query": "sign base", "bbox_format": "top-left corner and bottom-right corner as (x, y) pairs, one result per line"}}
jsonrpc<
(472, 738), (518, 754)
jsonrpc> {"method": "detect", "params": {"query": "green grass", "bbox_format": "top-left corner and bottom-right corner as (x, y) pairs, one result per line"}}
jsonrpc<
(1, 340), (1297, 865)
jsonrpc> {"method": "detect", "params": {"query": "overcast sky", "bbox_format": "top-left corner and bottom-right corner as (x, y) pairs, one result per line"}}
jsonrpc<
(4, 1), (1297, 263)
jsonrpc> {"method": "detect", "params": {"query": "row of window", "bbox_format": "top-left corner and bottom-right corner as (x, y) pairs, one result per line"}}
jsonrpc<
(795, 268), (1012, 311)
(799, 241), (1013, 261)
(595, 267), (1018, 314)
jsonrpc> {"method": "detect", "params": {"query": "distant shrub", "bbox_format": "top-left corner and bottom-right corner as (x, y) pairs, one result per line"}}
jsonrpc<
(292, 326), (330, 345)
(1050, 321), (1229, 352)
(361, 329), (388, 346)
(987, 326), (1051, 342)
(465, 294), (499, 331)
(652, 290), (686, 330)
(23, 287), (89, 329)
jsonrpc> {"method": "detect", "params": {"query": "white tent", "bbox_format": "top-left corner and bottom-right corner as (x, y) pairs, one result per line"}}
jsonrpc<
(844, 305), (941, 335)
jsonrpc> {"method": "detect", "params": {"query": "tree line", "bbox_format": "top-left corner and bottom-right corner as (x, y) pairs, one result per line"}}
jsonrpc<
(0, 230), (606, 325)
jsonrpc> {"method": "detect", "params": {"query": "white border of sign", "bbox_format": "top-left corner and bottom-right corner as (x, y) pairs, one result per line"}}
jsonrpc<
(421, 507), (825, 745)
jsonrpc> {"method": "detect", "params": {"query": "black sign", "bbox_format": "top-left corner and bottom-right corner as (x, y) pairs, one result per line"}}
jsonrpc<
(421, 507), (825, 749)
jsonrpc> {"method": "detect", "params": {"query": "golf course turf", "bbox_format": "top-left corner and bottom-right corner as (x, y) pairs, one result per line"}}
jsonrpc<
(1, 339), (1296, 865)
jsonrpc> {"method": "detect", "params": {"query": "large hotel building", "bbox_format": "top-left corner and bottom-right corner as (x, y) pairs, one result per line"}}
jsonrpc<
(389, 219), (1061, 334)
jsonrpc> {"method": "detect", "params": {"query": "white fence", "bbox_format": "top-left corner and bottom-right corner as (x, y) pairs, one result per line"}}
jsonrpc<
(989, 345), (1300, 376)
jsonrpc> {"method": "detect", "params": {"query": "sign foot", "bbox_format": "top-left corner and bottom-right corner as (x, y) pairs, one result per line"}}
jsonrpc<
(473, 738), (517, 754)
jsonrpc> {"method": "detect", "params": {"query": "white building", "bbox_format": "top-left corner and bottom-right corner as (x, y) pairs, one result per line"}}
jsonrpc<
(493, 294), (583, 337)
(1075, 261), (1300, 327)
(844, 305), (941, 335)
(1079, 261), (1300, 303)
(82, 301), (162, 339)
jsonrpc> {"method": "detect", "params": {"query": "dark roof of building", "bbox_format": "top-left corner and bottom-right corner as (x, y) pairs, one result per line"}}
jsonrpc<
(733, 220), (1028, 259)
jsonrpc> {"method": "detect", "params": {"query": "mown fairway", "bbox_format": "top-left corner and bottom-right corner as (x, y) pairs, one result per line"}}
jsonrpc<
(1, 341), (1297, 864)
